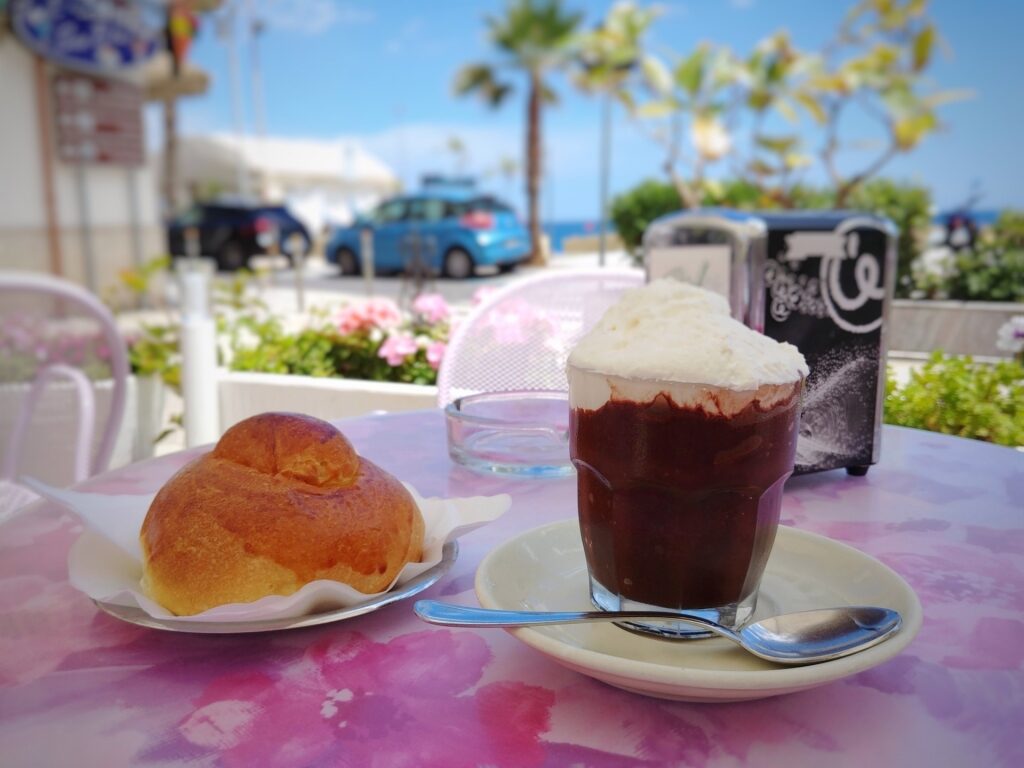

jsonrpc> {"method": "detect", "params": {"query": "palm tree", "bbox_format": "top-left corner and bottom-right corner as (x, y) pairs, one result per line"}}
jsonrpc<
(455, 0), (582, 265)
(575, 3), (659, 264)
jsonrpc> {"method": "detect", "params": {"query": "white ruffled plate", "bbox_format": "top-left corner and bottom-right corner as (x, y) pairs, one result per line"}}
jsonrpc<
(475, 520), (922, 702)
(26, 477), (509, 634)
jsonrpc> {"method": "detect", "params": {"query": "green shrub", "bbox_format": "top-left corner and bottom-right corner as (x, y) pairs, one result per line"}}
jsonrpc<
(994, 209), (1024, 248)
(847, 180), (932, 299)
(947, 246), (1024, 302)
(885, 352), (1024, 447)
(609, 178), (930, 294)
(609, 180), (681, 252)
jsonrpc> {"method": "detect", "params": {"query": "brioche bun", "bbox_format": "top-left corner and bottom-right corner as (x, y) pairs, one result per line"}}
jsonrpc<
(140, 412), (424, 616)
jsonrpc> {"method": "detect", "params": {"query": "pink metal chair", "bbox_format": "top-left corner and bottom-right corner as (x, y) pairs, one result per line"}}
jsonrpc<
(0, 273), (130, 516)
(437, 268), (644, 406)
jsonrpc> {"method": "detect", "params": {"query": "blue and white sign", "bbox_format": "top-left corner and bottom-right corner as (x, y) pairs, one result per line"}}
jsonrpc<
(10, 0), (161, 75)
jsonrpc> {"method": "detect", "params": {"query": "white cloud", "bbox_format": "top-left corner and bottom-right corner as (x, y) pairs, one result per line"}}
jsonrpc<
(349, 118), (650, 220)
(260, 0), (373, 36)
(384, 18), (424, 55)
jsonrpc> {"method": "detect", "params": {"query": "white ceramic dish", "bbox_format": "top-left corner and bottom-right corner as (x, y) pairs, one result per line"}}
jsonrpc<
(475, 520), (922, 702)
(91, 540), (458, 634)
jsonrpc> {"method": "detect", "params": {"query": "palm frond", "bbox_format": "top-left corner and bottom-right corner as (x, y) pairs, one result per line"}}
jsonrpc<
(454, 63), (515, 107)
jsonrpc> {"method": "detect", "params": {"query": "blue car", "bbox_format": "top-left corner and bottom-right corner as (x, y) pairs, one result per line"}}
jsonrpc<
(325, 191), (530, 279)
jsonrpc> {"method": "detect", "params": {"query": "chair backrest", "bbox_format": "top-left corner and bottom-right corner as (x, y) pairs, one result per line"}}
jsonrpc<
(437, 268), (645, 406)
(0, 272), (130, 484)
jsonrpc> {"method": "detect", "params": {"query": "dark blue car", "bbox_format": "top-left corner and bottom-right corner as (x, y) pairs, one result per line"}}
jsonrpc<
(167, 201), (311, 271)
(325, 191), (530, 279)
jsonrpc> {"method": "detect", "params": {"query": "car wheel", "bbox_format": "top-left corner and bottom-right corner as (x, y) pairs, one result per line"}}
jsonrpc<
(497, 261), (517, 274)
(336, 247), (360, 276)
(217, 240), (247, 271)
(443, 248), (475, 280)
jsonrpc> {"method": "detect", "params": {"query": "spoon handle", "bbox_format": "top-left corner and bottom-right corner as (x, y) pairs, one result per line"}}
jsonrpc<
(414, 600), (725, 632)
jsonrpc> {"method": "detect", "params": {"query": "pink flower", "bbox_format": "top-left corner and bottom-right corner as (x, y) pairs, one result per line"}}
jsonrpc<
(426, 340), (446, 370)
(364, 298), (402, 328)
(412, 293), (450, 324)
(335, 299), (403, 335)
(378, 332), (417, 366)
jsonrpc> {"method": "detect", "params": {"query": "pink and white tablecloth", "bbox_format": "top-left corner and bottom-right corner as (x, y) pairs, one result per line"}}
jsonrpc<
(1, 414), (1021, 767)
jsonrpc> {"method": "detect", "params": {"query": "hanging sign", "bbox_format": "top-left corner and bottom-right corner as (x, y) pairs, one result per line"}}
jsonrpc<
(10, 0), (160, 75)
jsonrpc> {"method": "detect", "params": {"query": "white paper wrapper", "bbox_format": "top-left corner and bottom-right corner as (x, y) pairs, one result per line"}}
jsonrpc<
(24, 477), (510, 623)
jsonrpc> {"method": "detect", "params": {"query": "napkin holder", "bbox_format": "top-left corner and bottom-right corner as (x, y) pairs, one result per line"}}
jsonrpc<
(643, 208), (897, 476)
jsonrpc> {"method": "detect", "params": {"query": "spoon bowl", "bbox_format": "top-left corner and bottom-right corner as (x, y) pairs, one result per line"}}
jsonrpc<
(414, 601), (902, 665)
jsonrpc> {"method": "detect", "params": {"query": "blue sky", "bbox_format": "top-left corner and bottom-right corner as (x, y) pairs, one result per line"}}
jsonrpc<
(170, 0), (1024, 220)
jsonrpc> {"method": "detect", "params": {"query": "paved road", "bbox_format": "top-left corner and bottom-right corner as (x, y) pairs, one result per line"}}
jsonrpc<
(234, 252), (636, 315)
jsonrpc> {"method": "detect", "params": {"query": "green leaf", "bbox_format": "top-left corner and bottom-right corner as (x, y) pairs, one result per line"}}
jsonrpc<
(642, 55), (674, 96)
(635, 99), (678, 119)
(912, 24), (935, 72)
(775, 99), (798, 124)
(893, 110), (938, 150)
(794, 91), (827, 124)
(923, 88), (974, 108)
(747, 158), (777, 177)
(747, 89), (772, 111)
(808, 73), (849, 94)
(783, 152), (813, 170)
(674, 47), (706, 97)
(755, 134), (799, 154)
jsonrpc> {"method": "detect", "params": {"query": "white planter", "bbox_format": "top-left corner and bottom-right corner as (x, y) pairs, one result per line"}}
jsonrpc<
(218, 371), (438, 432)
(890, 300), (1023, 358)
(0, 376), (137, 487)
(132, 374), (167, 462)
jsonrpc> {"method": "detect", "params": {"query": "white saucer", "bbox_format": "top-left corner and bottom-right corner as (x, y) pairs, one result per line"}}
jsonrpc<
(91, 541), (458, 634)
(475, 520), (922, 702)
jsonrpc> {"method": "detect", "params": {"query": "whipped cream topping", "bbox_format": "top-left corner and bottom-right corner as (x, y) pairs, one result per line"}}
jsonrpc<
(567, 279), (808, 392)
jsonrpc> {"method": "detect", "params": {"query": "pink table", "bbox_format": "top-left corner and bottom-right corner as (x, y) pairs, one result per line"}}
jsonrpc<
(1, 413), (1022, 767)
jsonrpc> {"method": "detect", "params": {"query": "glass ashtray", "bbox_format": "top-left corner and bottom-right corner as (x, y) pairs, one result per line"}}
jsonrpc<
(445, 390), (573, 478)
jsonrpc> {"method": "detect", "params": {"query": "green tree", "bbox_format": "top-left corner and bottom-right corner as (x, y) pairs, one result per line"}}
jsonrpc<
(455, 0), (583, 264)
(625, 0), (965, 209)
(798, 0), (969, 206)
(574, 2), (660, 262)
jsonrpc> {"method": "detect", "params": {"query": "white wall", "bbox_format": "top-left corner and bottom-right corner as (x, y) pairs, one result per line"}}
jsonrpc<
(0, 41), (163, 290)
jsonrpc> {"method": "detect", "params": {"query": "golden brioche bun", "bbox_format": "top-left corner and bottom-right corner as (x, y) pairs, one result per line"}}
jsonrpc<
(139, 412), (424, 616)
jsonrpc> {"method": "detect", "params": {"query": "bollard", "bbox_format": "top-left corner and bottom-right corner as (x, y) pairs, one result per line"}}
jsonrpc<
(286, 233), (306, 312)
(180, 270), (221, 447)
(360, 227), (375, 296)
(185, 226), (201, 264)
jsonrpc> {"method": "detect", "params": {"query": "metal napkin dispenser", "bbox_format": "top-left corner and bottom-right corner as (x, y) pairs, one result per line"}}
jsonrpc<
(643, 209), (896, 476)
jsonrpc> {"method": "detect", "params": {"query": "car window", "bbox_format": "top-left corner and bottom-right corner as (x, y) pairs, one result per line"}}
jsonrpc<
(407, 198), (448, 222)
(375, 200), (407, 223)
(468, 197), (514, 213)
(178, 206), (203, 226)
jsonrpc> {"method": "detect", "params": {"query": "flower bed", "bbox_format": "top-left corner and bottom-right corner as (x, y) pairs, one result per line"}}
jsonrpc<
(228, 294), (450, 386)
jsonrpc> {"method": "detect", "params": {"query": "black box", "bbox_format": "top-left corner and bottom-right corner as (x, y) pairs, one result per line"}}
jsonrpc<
(644, 209), (896, 475)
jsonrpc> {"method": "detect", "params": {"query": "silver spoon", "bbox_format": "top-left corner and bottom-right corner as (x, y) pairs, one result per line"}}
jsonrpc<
(413, 600), (901, 665)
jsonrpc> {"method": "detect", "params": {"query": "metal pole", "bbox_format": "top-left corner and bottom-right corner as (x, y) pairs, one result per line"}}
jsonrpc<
(598, 91), (612, 268)
(248, 2), (267, 139)
(34, 57), (63, 277)
(360, 227), (375, 296)
(74, 164), (97, 292)
(221, 5), (249, 198)
(126, 166), (146, 307)
(286, 235), (305, 312)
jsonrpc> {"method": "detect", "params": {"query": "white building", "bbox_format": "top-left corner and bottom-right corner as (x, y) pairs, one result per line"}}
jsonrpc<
(173, 134), (400, 235)
(0, 42), (164, 293)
